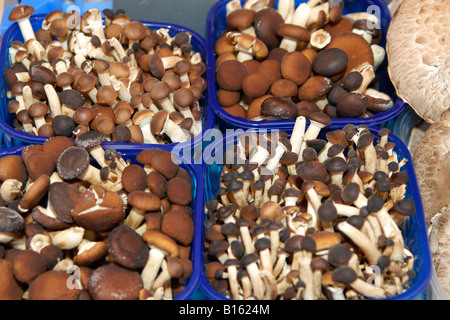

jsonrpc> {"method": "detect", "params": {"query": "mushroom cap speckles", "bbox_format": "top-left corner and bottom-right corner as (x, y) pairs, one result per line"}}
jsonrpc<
(56, 146), (90, 180)
(75, 130), (105, 149)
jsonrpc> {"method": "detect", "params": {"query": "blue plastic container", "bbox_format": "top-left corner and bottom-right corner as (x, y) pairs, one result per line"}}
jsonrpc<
(0, 142), (205, 300)
(206, 0), (403, 132)
(0, 11), (215, 154)
(199, 126), (432, 300)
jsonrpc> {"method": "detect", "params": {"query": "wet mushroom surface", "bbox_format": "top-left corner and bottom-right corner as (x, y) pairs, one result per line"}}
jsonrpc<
(0, 135), (196, 300)
(4, 6), (207, 145)
(213, 0), (392, 122)
(204, 117), (418, 300)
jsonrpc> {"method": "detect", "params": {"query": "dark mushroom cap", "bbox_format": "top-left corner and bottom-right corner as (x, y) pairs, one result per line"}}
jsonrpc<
(331, 265), (357, 284)
(336, 92), (368, 118)
(328, 244), (353, 267)
(29, 65), (56, 85)
(51, 115), (76, 137)
(0, 207), (24, 232)
(318, 200), (337, 223)
(56, 146), (90, 180)
(312, 48), (348, 77)
(108, 225), (149, 270)
(253, 8), (284, 50)
(391, 199), (416, 217)
(340, 182), (361, 204)
(296, 160), (330, 183)
(75, 130), (104, 149)
(146, 171), (168, 199)
(261, 96), (299, 119)
(324, 156), (349, 173)
(121, 164), (148, 193)
(59, 89), (85, 110)
(226, 8), (255, 30)
(88, 263), (143, 300)
(48, 181), (80, 224)
(145, 149), (179, 180)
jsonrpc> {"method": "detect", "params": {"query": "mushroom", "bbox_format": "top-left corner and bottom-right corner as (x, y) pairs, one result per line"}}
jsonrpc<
(124, 191), (161, 230)
(88, 263), (143, 300)
(28, 270), (81, 300)
(8, 5), (36, 42)
(71, 185), (125, 231)
(108, 224), (149, 270)
(56, 146), (117, 190)
(412, 108), (450, 226)
(0, 207), (26, 250)
(141, 230), (179, 291)
(0, 260), (24, 300)
(386, 0), (449, 123)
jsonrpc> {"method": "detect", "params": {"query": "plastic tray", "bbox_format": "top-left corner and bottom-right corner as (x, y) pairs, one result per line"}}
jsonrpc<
(0, 12), (215, 154)
(205, 0), (402, 132)
(199, 125), (432, 300)
(0, 142), (204, 300)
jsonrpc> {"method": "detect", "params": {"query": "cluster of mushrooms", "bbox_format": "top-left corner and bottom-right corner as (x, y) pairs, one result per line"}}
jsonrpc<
(5, 5), (206, 144)
(204, 114), (416, 300)
(0, 132), (195, 300)
(214, 0), (393, 121)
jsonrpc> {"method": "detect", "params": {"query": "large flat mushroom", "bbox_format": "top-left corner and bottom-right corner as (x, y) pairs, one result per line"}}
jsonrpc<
(386, 0), (450, 123)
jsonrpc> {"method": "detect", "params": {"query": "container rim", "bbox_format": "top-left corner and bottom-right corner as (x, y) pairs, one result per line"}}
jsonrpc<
(199, 125), (433, 300)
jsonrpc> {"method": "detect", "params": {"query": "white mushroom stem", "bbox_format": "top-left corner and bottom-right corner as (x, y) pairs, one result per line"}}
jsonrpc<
(22, 85), (33, 110)
(245, 259), (266, 300)
(347, 276), (387, 299)
(227, 264), (240, 300)
(108, 37), (127, 62)
(28, 232), (52, 253)
(110, 76), (132, 102)
(266, 143), (287, 173)
(299, 251), (314, 300)
(278, 0), (295, 23)
(161, 117), (190, 143)
(49, 226), (85, 250)
(290, 116), (306, 155)
(1, 178), (23, 204)
(78, 164), (120, 191)
(361, 144), (377, 174)
(124, 207), (146, 230)
(336, 221), (381, 266)
(44, 84), (62, 117)
(371, 44), (386, 71)
(16, 16), (36, 42)
(138, 117), (159, 144)
(249, 145), (270, 166)
(0, 232), (26, 250)
(141, 248), (166, 291)
(306, 2), (329, 28)
(310, 29), (331, 50)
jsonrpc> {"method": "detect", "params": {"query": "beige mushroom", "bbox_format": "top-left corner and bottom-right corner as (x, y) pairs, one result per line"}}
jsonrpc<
(386, 0), (450, 123)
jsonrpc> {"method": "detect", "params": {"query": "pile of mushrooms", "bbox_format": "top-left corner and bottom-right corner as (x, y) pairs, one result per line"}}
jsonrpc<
(0, 134), (195, 300)
(204, 115), (416, 300)
(214, 0), (393, 121)
(5, 5), (206, 144)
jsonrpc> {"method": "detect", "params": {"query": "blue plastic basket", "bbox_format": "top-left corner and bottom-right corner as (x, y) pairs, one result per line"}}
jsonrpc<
(0, 142), (205, 300)
(200, 125), (432, 300)
(205, 0), (403, 132)
(0, 11), (215, 154)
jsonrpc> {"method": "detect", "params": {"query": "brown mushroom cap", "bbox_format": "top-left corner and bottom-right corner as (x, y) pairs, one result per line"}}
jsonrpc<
(161, 209), (194, 246)
(280, 51), (311, 86)
(387, 0), (449, 123)
(24, 151), (56, 181)
(167, 176), (193, 206)
(8, 5), (35, 21)
(88, 263), (143, 300)
(216, 59), (249, 91)
(127, 190), (161, 212)
(261, 96), (299, 119)
(108, 225), (149, 270)
(28, 270), (80, 300)
(253, 8), (284, 50)
(71, 186), (125, 231)
(277, 23), (311, 43)
(42, 136), (75, 162)
(0, 155), (28, 184)
(226, 8), (255, 31)
(0, 260), (23, 300)
(12, 249), (47, 283)
(121, 164), (148, 193)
